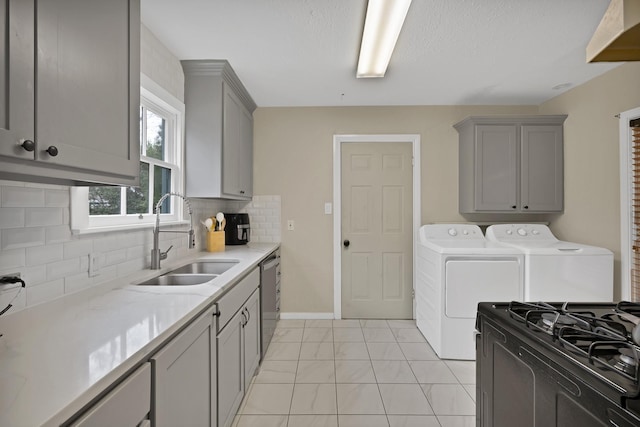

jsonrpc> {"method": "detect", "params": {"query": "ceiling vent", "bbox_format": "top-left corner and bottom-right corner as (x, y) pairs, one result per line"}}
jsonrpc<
(587, 0), (640, 62)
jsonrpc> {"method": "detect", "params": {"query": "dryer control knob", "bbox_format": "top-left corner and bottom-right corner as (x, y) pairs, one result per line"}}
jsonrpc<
(462, 230), (469, 235)
(448, 228), (457, 236)
(506, 230), (513, 235)
(532, 230), (540, 235)
(517, 228), (528, 236)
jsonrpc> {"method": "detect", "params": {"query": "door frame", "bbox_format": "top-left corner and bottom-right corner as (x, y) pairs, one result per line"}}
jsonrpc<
(333, 134), (421, 319)
(619, 106), (640, 300)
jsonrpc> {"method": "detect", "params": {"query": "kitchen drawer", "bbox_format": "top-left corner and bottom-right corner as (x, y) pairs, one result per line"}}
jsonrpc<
(70, 363), (150, 427)
(217, 267), (259, 330)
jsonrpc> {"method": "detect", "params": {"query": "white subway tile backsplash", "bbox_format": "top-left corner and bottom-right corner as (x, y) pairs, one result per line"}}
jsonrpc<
(0, 208), (25, 229)
(25, 208), (64, 227)
(20, 265), (47, 286)
(45, 189), (70, 207)
(63, 240), (94, 259)
(25, 244), (63, 266)
(2, 227), (46, 250)
(64, 272), (91, 294)
(117, 257), (146, 277)
(2, 186), (44, 207)
(26, 280), (64, 306)
(0, 249), (25, 270)
(46, 225), (72, 244)
(104, 249), (128, 267)
(46, 258), (81, 281)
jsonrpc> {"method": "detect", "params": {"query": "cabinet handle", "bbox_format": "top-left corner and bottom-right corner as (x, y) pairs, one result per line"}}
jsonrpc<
(240, 190), (245, 194)
(46, 146), (59, 157)
(21, 139), (35, 152)
(213, 309), (221, 317)
(523, 205), (529, 209)
(245, 306), (250, 322)
(511, 205), (517, 209)
(241, 310), (247, 326)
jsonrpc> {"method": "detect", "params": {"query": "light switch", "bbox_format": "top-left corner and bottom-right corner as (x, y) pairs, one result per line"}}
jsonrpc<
(324, 202), (332, 215)
(287, 220), (295, 231)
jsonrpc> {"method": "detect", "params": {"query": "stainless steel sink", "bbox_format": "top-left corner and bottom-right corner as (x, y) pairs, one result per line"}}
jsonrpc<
(167, 260), (239, 275)
(137, 273), (217, 286)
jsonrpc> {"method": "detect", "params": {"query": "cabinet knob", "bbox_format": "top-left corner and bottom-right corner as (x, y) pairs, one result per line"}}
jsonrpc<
(523, 205), (529, 210)
(343, 240), (350, 248)
(240, 190), (245, 194)
(46, 146), (59, 157)
(21, 140), (35, 152)
(511, 205), (517, 209)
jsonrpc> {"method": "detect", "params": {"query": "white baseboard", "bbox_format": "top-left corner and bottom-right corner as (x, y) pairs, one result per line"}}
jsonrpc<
(279, 312), (334, 320)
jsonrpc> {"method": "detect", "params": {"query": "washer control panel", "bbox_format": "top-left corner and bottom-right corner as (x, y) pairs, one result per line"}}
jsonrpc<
(485, 224), (557, 242)
(419, 224), (484, 241)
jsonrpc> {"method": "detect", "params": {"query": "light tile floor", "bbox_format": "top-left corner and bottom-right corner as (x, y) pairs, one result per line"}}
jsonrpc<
(232, 319), (476, 427)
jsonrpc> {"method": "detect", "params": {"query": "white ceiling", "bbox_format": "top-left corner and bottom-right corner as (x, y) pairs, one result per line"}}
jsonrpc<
(141, 0), (621, 107)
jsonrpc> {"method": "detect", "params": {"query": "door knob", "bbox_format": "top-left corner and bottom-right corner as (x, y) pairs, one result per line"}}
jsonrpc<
(343, 240), (350, 248)
(46, 146), (59, 157)
(21, 140), (35, 152)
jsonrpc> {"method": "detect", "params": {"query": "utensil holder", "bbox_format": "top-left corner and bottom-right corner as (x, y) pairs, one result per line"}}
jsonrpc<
(207, 231), (225, 252)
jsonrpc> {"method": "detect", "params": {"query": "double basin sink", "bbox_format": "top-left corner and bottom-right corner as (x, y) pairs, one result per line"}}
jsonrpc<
(137, 260), (239, 286)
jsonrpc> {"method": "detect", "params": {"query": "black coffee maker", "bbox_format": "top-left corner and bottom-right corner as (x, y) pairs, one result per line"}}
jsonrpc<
(224, 213), (250, 245)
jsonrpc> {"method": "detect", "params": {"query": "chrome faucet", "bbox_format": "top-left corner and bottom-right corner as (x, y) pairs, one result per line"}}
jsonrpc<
(151, 192), (195, 270)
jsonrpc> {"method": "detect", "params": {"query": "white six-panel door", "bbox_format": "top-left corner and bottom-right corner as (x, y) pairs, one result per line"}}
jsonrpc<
(341, 141), (413, 319)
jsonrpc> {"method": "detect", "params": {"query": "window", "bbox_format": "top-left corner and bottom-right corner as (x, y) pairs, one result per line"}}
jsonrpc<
(71, 76), (185, 232)
(620, 107), (640, 301)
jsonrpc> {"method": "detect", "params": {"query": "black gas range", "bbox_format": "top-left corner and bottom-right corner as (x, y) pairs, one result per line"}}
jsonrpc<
(476, 301), (640, 427)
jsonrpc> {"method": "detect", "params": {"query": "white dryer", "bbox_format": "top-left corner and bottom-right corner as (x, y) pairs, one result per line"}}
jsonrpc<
(416, 224), (524, 360)
(485, 224), (613, 302)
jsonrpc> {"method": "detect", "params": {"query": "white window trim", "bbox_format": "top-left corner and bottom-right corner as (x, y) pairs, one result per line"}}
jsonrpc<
(619, 106), (640, 300)
(71, 74), (186, 234)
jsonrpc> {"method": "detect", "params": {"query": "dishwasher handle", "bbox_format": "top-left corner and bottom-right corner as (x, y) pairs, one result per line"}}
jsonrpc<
(261, 255), (280, 271)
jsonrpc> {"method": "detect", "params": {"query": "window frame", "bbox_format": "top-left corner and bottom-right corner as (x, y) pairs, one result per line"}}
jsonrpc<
(71, 75), (186, 234)
(620, 106), (640, 301)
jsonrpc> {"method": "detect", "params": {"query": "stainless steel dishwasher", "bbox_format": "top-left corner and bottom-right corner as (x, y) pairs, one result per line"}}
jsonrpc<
(260, 249), (280, 359)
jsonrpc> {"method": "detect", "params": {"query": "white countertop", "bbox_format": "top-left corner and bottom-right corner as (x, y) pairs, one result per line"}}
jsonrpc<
(0, 243), (279, 427)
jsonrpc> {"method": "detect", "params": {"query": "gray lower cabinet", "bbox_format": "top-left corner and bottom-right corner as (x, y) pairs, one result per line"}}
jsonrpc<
(454, 115), (567, 213)
(216, 268), (261, 427)
(0, 0), (140, 186)
(69, 363), (151, 427)
(181, 60), (256, 200)
(152, 306), (217, 427)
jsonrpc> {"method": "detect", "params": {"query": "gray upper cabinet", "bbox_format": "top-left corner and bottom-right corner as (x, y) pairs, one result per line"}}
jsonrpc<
(0, 0), (140, 186)
(454, 115), (567, 214)
(182, 60), (256, 200)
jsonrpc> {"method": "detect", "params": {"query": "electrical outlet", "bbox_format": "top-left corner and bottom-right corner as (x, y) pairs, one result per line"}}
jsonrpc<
(88, 253), (100, 277)
(324, 202), (332, 215)
(0, 273), (22, 289)
(287, 220), (295, 231)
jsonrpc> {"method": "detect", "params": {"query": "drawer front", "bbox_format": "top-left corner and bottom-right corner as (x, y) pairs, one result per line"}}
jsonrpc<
(217, 267), (259, 330)
(71, 363), (151, 427)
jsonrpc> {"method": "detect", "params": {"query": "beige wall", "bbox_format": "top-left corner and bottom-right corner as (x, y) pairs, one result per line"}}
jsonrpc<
(253, 105), (539, 314)
(539, 62), (640, 300)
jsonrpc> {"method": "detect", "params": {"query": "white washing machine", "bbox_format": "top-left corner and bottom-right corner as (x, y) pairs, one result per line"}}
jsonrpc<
(485, 224), (613, 302)
(416, 224), (524, 360)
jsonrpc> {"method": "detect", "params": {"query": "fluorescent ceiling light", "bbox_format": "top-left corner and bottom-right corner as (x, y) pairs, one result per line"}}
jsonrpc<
(357, 0), (412, 78)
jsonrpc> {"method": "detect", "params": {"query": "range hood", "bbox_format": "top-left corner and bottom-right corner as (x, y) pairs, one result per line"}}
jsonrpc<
(587, 0), (640, 62)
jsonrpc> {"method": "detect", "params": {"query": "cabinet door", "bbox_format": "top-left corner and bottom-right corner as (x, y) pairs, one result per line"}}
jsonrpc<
(71, 363), (151, 427)
(520, 125), (563, 212)
(238, 103), (253, 198)
(474, 125), (518, 211)
(217, 309), (245, 427)
(152, 308), (215, 427)
(243, 289), (261, 390)
(34, 0), (139, 180)
(222, 84), (252, 199)
(0, 0), (35, 160)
